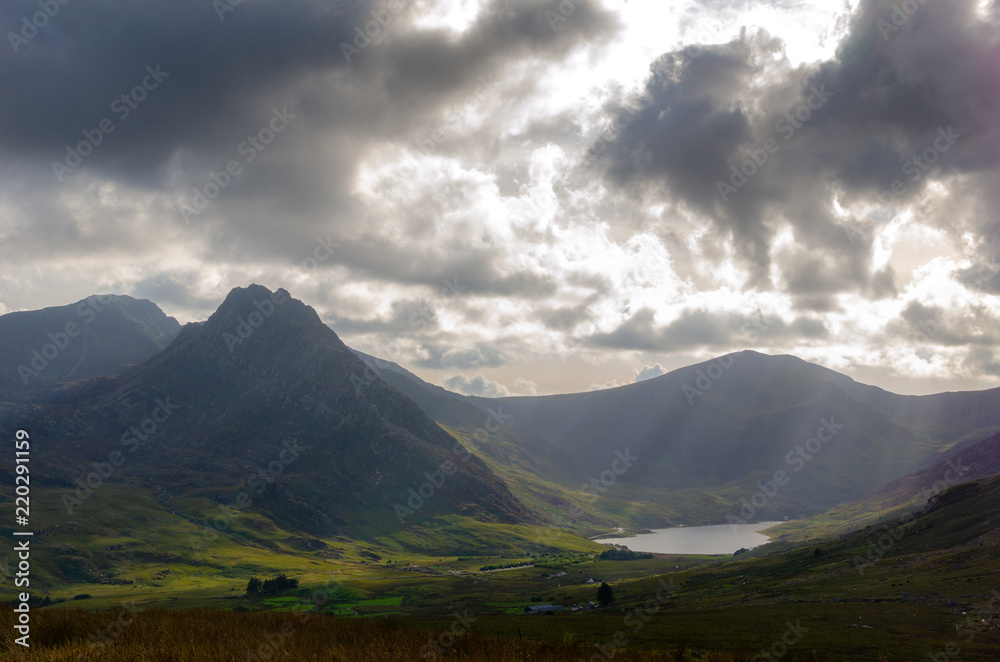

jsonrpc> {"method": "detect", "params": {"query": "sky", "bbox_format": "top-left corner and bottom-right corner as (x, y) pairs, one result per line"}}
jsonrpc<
(1, 0), (999, 397)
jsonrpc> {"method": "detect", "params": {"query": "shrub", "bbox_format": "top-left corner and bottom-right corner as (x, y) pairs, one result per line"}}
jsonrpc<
(246, 574), (299, 596)
(596, 582), (615, 606)
(599, 546), (653, 561)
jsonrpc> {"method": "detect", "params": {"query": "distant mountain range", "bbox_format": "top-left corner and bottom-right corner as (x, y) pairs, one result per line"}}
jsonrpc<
(768, 427), (1000, 540)
(3, 284), (1000, 585)
(0, 294), (179, 399)
(1, 285), (529, 540)
(356, 347), (1000, 523)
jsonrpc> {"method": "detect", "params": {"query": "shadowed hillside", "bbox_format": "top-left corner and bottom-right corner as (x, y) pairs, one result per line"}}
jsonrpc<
(0, 295), (180, 399)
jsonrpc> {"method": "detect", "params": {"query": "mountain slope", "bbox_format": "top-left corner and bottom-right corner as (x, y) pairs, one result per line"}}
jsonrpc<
(0, 294), (180, 398)
(349, 349), (629, 533)
(768, 427), (1000, 540)
(1, 285), (532, 546)
(349, 349), (579, 473)
(463, 351), (1000, 522)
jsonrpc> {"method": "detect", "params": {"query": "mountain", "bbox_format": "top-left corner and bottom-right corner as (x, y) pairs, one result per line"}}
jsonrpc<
(0, 294), (180, 398)
(348, 349), (625, 532)
(457, 351), (1000, 523)
(768, 427), (1000, 540)
(7, 285), (1000, 578)
(349, 351), (480, 429)
(349, 349), (577, 470)
(1, 285), (532, 545)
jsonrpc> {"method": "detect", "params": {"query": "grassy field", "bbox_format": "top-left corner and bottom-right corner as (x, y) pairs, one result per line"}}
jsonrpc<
(5, 534), (1000, 661)
(3, 598), (1000, 661)
(6, 472), (1000, 660)
(0, 607), (814, 662)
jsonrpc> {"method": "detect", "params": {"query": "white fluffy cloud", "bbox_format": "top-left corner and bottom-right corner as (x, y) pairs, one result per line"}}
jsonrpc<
(633, 363), (668, 383)
(2, 0), (999, 396)
(445, 374), (511, 398)
(443, 373), (538, 397)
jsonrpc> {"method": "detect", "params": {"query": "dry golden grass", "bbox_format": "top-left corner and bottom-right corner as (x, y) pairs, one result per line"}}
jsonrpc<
(0, 607), (760, 661)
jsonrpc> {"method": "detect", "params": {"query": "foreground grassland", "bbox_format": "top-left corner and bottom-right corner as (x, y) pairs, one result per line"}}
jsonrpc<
(1, 598), (998, 661)
(4, 536), (1000, 661)
(5, 478), (1000, 659)
(0, 608), (802, 661)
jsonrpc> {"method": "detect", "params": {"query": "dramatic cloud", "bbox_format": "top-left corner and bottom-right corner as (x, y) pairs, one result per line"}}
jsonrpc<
(2, 0), (999, 395)
(443, 372), (537, 397)
(633, 363), (668, 382)
(445, 373), (511, 398)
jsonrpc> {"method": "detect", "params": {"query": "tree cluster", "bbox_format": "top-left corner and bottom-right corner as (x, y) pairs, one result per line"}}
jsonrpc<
(598, 546), (653, 561)
(245, 574), (299, 596)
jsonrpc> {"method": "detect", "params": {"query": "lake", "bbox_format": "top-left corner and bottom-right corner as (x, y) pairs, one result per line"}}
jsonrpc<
(596, 522), (784, 555)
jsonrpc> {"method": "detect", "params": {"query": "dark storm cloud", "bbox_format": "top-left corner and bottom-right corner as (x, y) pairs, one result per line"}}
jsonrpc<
(586, 308), (828, 352)
(327, 298), (440, 336)
(594, 0), (1000, 309)
(538, 303), (592, 331)
(2, 1), (356, 174)
(129, 273), (224, 314)
(587, 309), (731, 351)
(412, 342), (507, 370)
(892, 300), (1000, 347)
(956, 212), (1000, 294)
(1, 0), (621, 266)
(788, 317), (829, 339)
(963, 347), (1000, 378)
(592, 33), (778, 283)
(776, 244), (897, 311)
(329, 235), (560, 297)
